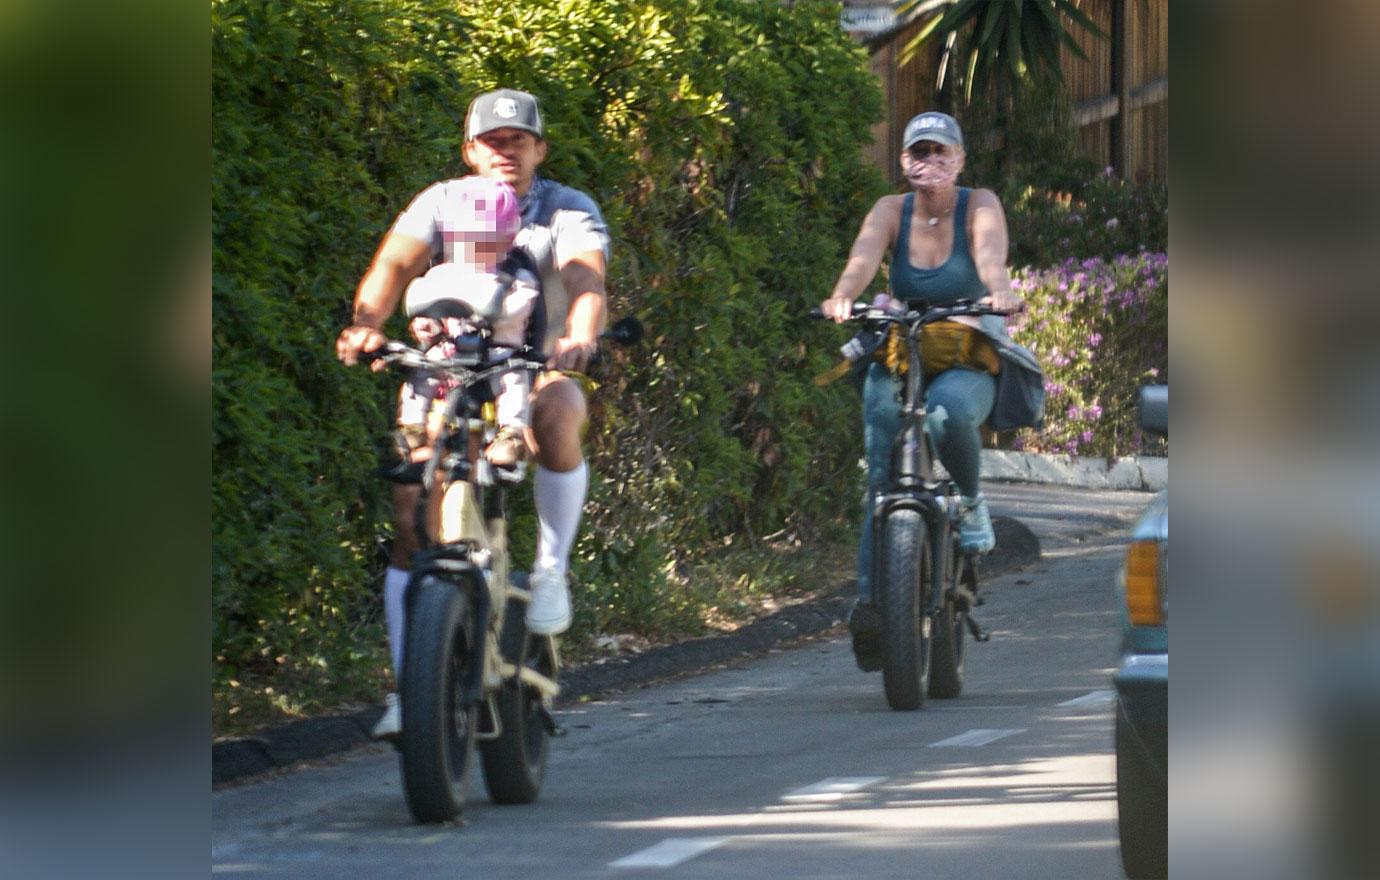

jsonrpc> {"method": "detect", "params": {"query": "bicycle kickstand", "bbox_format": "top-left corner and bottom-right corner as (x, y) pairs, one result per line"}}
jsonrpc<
(538, 705), (568, 738)
(965, 614), (992, 643)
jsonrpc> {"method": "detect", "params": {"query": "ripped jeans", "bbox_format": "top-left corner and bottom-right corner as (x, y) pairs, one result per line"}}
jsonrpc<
(856, 361), (995, 599)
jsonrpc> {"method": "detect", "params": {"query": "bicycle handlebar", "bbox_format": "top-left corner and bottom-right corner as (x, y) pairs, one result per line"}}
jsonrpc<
(357, 316), (643, 374)
(359, 340), (547, 378)
(808, 299), (1017, 324)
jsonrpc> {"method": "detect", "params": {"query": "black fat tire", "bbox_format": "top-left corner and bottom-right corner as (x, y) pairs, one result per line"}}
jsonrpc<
(1116, 710), (1168, 878)
(880, 508), (932, 711)
(400, 575), (479, 824)
(480, 579), (552, 805)
(928, 542), (969, 699)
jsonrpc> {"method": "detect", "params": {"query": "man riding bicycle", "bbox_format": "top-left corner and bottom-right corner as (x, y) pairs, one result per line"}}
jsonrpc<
(336, 88), (610, 739)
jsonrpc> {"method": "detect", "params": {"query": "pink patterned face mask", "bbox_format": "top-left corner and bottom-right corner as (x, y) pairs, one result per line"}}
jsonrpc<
(904, 153), (961, 189)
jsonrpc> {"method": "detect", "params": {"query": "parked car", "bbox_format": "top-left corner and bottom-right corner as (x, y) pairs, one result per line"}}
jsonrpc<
(1114, 384), (1168, 878)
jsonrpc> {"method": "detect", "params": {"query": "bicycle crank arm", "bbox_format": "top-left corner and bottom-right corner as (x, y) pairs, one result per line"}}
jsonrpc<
(495, 662), (562, 699)
(950, 583), (982, 611)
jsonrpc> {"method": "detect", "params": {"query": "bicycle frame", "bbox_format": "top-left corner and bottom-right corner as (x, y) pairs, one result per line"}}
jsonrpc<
(867, 310), (966, 620)
(384, 345), (563, 720)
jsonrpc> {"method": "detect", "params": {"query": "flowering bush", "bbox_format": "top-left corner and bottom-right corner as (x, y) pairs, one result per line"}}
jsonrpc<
(1006, 251), (1167, 459)
(1005, 168), (1168, 270)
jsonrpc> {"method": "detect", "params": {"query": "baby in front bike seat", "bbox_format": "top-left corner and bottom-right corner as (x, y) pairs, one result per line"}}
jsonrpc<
(396, 176), (540, 467)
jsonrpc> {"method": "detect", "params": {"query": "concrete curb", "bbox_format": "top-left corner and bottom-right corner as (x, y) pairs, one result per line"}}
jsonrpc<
(213, 516), (1040, 789)
(979, 449), (1166, 492)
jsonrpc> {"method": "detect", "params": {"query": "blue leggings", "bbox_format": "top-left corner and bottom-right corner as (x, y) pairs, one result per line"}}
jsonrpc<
(856, 361), (995, 599)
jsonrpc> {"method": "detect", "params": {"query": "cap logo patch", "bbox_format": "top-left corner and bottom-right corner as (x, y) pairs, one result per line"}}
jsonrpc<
(493, 98), (519, 119)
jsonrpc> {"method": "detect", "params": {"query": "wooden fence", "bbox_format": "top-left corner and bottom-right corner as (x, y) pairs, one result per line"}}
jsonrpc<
(848, 0), (1167, 185)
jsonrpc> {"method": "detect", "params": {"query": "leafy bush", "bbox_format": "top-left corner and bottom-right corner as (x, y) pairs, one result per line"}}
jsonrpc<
(953, 75), (1168, 270)
(213, 0), (885, 729)
(1005, 169), (1169, 269)
(1005, 251), (1168, 458)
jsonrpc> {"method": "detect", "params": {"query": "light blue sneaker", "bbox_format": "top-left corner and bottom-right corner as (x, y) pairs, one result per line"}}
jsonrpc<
(959, 495), (996, 554)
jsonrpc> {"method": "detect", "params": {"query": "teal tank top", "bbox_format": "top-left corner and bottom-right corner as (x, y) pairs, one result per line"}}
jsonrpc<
(889, 187), (987, 305)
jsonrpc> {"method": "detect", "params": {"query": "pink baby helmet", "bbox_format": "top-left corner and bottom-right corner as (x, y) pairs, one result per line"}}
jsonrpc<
(451, 175), (520, 239)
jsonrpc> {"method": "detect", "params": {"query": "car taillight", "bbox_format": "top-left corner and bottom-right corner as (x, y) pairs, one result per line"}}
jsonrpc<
(1125, 540), (1165, 625)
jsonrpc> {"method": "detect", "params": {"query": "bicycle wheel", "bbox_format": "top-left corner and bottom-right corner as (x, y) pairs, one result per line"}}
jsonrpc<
(880, 508), (932, 711)
(928, 537), (968, 699)
(400, 575), (480, 823)
(480, 578), (553, 804)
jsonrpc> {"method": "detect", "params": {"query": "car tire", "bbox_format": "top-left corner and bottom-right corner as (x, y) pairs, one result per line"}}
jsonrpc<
(1116, 708), (1167, 878)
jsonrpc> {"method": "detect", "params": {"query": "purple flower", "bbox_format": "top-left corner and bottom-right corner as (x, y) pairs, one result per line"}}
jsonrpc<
(1067, 406), (1081, 420)
(1081, 430), (1094, 443)
(1088, 333), (1103, 347)
(1087, 404), (1103, 419)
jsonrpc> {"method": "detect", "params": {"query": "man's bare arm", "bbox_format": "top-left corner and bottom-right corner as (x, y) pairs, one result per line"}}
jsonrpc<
(336, 233), (432, 365)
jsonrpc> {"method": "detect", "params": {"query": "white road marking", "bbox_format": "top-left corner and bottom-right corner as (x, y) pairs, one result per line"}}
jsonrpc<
(929, 728), (1027, 747)
(610, 837), (730, 868)
(1058, 689), (1115, 707)
(781, 776), (887, 802)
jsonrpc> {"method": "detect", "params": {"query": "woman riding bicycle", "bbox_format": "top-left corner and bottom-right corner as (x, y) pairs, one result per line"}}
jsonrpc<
(819, 111), (1026, 638)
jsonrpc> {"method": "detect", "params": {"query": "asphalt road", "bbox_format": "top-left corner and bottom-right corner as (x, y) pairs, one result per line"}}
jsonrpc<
(213, 484), (1152, 878)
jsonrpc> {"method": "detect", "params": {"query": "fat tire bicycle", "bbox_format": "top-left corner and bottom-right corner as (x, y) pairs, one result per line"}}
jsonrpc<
(813, 299), (1005, 711)
(364, 307), (640, 823)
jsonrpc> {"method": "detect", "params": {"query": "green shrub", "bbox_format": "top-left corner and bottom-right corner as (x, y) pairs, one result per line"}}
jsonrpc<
(1004, 170), (1169, 269)
(213, 0), (885, 729)
(952, 76), (1168, 270)
(1005, 251), (1167, 459)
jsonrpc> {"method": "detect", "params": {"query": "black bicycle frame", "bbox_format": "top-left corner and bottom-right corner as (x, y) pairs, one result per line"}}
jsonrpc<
(868, 314), (958, 618)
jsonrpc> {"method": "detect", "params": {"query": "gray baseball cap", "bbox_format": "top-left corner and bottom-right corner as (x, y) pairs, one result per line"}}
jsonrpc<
(465, 88), (544, 141)
(902, 111), (964, 151)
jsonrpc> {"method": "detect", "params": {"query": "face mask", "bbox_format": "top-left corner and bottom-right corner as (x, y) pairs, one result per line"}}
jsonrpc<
(905, 153), (960, 189)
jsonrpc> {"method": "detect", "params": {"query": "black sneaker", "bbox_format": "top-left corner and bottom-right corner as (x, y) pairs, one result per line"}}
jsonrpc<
(847, 598), (883, 672)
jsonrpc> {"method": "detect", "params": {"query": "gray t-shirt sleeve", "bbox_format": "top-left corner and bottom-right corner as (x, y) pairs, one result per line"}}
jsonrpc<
(388, 183), (446, 257)
(547, 188), (610, 266)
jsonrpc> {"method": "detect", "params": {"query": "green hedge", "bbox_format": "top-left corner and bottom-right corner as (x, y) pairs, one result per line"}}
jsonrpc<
(213, 0), (885, 726)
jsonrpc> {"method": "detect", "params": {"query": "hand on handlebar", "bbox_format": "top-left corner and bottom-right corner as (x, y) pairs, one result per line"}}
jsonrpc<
(336, 325), (389, 370)
(981, 288), (1025, 315)
(820, 296), (856, 324)
(546, 336), (599, 373)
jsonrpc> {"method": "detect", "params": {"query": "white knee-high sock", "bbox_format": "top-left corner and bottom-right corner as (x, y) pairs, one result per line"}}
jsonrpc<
(534, 462), (588, 576)
(383, 566), (409, 680)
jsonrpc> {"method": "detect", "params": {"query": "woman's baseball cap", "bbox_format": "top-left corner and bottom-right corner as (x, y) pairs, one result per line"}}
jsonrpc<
(450, 175), (520, 238)
(902, 111), (964, 151)
(465, 88), (544, 141)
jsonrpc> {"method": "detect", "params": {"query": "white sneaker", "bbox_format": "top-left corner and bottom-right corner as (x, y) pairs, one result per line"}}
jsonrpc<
(371, 692), (401, 741)
(525, 568), (571, 635)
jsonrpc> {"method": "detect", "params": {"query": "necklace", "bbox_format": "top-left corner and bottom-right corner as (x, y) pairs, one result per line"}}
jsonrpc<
(918, 192), (957, 227)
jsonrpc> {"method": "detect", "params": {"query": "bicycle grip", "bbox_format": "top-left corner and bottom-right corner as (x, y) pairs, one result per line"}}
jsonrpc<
(808, 302), (867, 320)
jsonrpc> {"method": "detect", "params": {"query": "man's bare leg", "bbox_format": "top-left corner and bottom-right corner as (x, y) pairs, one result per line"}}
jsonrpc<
(523, 374), (588, 635)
